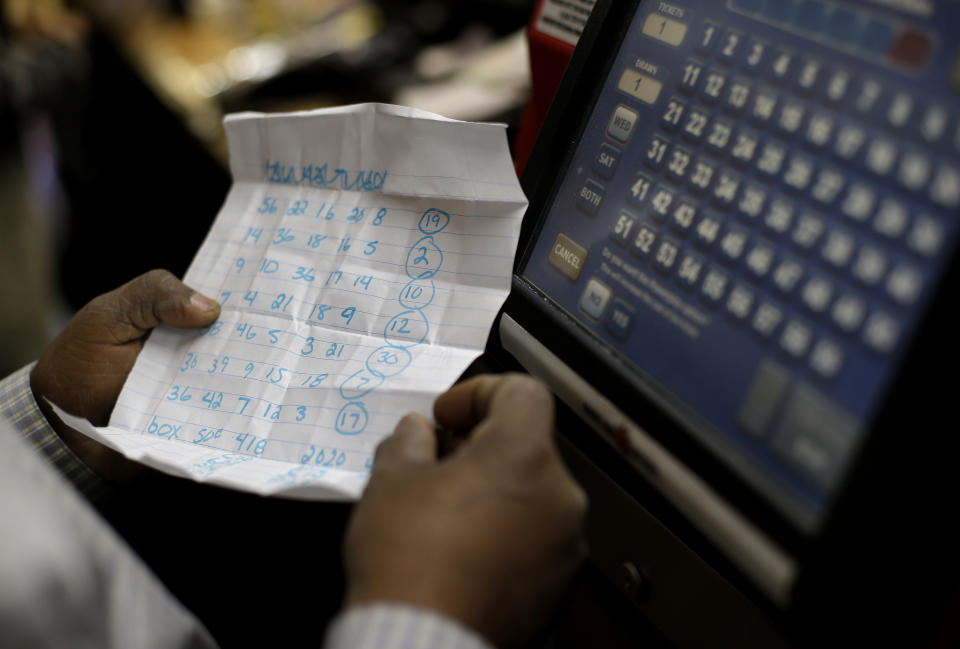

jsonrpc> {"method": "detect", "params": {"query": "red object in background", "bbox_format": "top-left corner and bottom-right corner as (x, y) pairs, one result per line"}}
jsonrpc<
(514, 0), (594, 175)
(888, 28), (934, 69)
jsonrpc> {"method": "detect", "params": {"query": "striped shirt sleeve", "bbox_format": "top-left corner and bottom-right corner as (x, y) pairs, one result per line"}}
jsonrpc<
(0, 363), (110, 502)
(325, 605), (495, 649)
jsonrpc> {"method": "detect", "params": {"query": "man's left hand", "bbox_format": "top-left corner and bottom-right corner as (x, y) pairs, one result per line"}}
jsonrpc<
(30, 269), (220, 480)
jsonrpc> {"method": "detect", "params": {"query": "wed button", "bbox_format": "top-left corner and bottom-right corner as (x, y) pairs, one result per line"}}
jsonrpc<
(549, 234), (588, 281)
(608, 105), (640, 143)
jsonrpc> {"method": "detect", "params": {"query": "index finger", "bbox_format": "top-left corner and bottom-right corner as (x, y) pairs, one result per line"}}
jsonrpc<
(433, 374), (555, 443)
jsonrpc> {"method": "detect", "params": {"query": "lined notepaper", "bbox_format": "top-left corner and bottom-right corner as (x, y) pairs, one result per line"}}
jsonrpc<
(65, 104), (527, 499)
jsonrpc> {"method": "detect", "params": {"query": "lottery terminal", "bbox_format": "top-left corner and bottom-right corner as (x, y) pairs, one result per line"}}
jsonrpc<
(482, 0), (960, 646)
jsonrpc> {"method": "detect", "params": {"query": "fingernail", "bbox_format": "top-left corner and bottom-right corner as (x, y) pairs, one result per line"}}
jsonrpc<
(190, 293), (219, 312)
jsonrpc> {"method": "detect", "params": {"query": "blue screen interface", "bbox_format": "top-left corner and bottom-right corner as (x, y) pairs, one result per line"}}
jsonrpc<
(522, 0), (960, 529)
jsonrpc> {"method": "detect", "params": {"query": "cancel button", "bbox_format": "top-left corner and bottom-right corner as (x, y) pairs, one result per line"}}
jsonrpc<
(549, 233), (588, 281)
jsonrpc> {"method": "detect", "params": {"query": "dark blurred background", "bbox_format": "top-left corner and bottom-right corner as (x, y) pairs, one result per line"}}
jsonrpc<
(0, 0), (537, 376)
(1, 2), (538, 646)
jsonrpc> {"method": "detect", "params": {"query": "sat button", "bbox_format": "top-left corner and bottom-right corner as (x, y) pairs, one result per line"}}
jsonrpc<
(595, 143), (622, 180)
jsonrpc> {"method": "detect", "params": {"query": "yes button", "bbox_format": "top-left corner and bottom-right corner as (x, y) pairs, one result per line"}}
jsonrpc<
(605, 299), (635, 340)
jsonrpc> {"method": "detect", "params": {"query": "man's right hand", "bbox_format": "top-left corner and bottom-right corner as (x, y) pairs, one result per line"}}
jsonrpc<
(343, 374), (588, 648)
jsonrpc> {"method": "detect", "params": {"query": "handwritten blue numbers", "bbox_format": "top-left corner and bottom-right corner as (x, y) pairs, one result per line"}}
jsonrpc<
(258, 198), (277, 214)
(293, 266), (316, 282)
(286, 200), (309, 216)
(366, 345), (412, 378)
(418, 208), (450, 234)
(402, 208), (448, 284)
(161, 178), (443, 470)
(317, 202), (336, 220)
(180, 353), (199, 373)
(193, 428), (222, 444)
(271, 294), (294, 312)
(405, 237), (443, 280)
(300, 444), (347, 466)
(273, 227), (295, 245)
(300, 445), (347, 466)
(339, 370), (384, 400)
(335, 402), (368, 435)
(202, 391), (224, 409)
(398, 278), (435, 310)
(384, 310), (429, 348)
(167, 385), (192, 401)
(333, 208), (448, 440)
(235, 432), (267, 455)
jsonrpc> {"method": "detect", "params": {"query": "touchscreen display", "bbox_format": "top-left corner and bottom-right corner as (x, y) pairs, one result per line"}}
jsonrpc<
(521, 0), (960, 530)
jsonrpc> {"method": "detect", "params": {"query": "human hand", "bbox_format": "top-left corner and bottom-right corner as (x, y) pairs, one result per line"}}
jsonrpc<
(30, 269), (220, 481)
(343, 374), (588, 648)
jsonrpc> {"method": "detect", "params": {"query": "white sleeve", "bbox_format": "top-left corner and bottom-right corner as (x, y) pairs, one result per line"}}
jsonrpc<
(324, 604), (495, 649)
(0, 414), (219, 649)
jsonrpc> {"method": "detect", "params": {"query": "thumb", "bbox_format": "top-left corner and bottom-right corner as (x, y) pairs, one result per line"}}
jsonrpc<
(94, 269), (220, 343)
(373, 414), (438, 473)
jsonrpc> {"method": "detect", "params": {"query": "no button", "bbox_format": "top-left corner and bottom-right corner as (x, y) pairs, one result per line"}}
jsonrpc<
(580, 278), (612, 320)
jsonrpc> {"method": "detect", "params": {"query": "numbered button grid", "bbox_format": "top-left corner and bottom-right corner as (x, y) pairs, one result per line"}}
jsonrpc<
(599, 13), (960, 381)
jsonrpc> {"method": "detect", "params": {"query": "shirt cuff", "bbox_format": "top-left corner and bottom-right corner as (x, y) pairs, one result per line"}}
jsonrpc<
(0, 363), (110, 502)
(325, 604), (495, 649)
